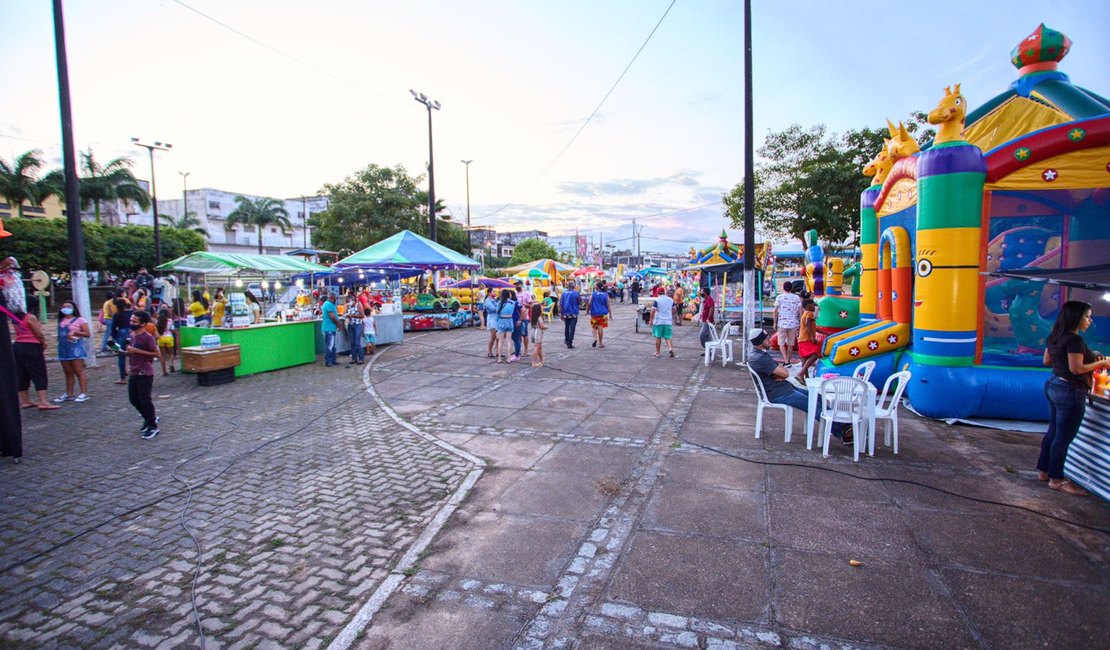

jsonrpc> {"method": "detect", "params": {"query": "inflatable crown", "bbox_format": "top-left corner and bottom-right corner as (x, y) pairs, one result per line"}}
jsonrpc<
(1010, 24), (1071, 73)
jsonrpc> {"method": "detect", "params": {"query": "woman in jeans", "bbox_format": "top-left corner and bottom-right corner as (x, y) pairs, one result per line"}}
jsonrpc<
(346, 292), (365, 365)
(1039, 300), (1110, 495)
(52, 301), (91, 403)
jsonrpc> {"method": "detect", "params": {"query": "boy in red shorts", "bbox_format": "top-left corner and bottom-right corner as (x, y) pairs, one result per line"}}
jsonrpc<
(795, 299), (821, 382)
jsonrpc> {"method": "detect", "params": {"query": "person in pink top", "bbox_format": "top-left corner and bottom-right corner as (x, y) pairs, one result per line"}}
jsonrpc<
(11, 308), (60, 410)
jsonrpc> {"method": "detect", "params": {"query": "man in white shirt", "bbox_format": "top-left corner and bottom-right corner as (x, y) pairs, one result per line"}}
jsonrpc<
(650, 288), (676, 358)
(773, 281), (802, 364)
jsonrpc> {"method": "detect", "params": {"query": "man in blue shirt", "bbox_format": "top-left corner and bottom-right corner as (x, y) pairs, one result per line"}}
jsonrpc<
(320, 293), (340, 367)
(559, 282), (581, 349)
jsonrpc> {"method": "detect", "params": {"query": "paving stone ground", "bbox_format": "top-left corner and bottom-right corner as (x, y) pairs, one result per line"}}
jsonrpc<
(0, 354), (473, 649)
(2, 300), (1108, 649)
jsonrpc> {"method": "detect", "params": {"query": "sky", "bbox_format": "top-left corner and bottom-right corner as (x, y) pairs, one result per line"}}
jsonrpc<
(1, 0), (1107, 254)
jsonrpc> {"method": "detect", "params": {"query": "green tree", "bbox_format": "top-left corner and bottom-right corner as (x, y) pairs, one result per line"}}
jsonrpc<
(161, 211), (209, 237)
(311, 163), (428, 254)
(509, 238), (559, 265)
(225, 195), (292, 254)
(0, 150), (47, 218)
(74, 148), (150, 224)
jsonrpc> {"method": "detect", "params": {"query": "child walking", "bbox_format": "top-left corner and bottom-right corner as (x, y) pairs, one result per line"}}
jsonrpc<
(126, 310), (161, 439)
(795, 299), (821, 382)
(530, 302), (547, 367)
(362, 307), (377, 357)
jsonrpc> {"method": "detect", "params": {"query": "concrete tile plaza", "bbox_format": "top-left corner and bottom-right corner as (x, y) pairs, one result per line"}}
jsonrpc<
(1, 301), (1107, 648)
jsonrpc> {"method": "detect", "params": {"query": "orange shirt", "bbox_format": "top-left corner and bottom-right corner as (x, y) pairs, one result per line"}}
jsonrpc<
(798, 310), (815, 342)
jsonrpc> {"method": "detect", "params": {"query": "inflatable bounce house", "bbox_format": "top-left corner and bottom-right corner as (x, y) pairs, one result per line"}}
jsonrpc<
(818, 24), (1109, 421)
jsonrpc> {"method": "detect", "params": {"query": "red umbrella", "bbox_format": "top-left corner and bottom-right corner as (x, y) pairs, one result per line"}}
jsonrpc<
(572, 266), (603, 276)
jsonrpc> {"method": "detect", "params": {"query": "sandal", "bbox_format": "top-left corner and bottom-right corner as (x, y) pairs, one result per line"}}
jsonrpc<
(37, 404), (61, 411)
(114, 379), (127, 385)
(1048, 480), (1089, 496)
(20, 403), (37, 409)
(1037, 471), (1049, 482)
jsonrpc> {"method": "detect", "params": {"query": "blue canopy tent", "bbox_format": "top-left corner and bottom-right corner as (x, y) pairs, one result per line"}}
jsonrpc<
(334, 230), (480, 271)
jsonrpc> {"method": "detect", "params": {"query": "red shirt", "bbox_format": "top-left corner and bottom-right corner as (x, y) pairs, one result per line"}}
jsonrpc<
(651, 285), (665, 297)
(701, 295), (715, 323)
(128, 329), (158, 376)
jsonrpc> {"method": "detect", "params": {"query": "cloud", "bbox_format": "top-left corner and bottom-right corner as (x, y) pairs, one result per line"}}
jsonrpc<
(556, 170), (705, 198)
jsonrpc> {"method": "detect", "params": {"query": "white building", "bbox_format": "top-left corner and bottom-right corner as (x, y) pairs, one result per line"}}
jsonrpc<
(156, 189), (327, 255)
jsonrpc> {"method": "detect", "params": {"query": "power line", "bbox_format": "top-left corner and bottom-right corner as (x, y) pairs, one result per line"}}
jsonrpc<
(171, 1), (407, 106)
(475, 0), (679, 223)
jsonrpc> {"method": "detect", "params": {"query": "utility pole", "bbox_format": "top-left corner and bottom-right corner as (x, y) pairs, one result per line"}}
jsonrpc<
(52, 0), (95, 368)
(178, 171), (189, 222)
(301, 196), (308, 248)
(131, 138), (172, 267)
(742, 0), (756, 362)
(461, 160), (473, 256)
(410, 90), (441, 242)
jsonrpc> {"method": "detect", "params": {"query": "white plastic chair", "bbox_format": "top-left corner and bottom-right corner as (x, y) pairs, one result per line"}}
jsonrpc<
(873, 370), (911, 454)
(748, 366), (793, 442)
(852, 360), (877, 384)
(819, 377), (868, 461)
(704, 321), (734, 366)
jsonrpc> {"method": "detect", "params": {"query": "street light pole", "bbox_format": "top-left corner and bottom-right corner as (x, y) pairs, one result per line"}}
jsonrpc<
(301, 195), (308, 248)
(178, 171), (189, 224)
(131, 137), (172, 267)
(410, 90), (441, 242)
(461, 159), (472, 255)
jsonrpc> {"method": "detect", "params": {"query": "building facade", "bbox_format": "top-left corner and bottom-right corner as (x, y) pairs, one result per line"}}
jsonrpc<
(156, 189), (326, 254)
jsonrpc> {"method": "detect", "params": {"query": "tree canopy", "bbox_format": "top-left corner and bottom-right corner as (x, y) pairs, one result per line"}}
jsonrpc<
(0, 150), (54, 218)
(724, 115), (933, 248)
(0, 217), (205, 275)
(310, 163), (469, 256)
(225, 195), (292, 254)
(509, 238), (559, 265)
(74, 149), (150, 224)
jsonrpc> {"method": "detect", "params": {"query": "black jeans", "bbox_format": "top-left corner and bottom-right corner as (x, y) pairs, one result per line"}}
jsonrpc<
(1038, 377), (1086, 479)
(128, 374), (157, 429)
(563, 316), (577, 347)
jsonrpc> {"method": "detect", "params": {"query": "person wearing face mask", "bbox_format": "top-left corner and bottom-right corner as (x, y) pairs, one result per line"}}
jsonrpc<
(53, 302), (91, 403)
(126, 310), (161, 439)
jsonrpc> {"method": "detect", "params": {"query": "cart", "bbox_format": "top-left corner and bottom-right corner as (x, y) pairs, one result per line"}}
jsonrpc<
(634, 296), (657, 333)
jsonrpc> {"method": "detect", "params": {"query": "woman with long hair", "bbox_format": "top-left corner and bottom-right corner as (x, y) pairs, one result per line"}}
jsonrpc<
(189, 290), (211, 327)
(110, 297), (133, 384)
(52, 301), (91, 403)
(156, 306), (177, 375)
(11, 308), (60, 410)
(1039, 300), (1110, 495)
(493, 288), (516, 363)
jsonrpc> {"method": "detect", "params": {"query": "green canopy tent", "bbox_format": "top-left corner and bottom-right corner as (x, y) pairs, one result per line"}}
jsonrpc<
(157, 251), (330, 274)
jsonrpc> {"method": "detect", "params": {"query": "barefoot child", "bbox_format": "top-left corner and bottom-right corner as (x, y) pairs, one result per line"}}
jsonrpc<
(530, 302), (547, 367)
(363, 307), (377, 357)
(796, 299), (821, 381)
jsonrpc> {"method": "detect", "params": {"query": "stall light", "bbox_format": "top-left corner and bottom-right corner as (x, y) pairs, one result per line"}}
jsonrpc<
(338, 278), (344, 283)
(275, 281), (282, 290)
(1103, 292), (1110, 302)
(261, 280), (270, 289)
(235, 279), (243, 287)
(295, 279), (304, 288)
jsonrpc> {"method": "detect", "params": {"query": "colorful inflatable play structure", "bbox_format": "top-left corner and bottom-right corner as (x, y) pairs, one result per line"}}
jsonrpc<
(818, 24), (1109, 421)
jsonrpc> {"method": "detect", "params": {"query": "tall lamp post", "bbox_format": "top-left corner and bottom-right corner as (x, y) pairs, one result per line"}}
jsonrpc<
(178, 171), (189, 224)
(131, 137), (172, 267)
(410, 89), (441, 242)
(461, 159), (473, 256)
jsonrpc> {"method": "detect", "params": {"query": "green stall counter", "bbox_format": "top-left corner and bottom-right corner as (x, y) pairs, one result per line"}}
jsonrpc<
(179, 321), (316, 377)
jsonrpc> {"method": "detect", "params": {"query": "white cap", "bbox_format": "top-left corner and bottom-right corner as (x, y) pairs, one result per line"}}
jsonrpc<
(748, 328), (768, 345)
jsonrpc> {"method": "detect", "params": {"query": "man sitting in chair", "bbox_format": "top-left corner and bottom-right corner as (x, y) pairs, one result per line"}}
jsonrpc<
(747, 328), (852, 445)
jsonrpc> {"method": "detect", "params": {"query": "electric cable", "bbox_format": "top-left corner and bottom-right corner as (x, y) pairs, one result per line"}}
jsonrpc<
(396, 325), (1109, 535)
(476, 0), (679, 223)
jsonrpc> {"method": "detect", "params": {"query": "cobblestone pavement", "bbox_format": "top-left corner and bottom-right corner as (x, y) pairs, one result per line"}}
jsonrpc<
(0, 355), (475, 648)
(359, 301), (1110, 649)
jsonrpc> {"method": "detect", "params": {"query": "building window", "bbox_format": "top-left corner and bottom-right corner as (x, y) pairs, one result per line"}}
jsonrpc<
(270, 227), (278, 233)
(208, 201), (220, 210)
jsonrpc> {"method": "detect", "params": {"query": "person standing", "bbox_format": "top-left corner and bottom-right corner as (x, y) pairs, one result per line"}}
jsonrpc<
(52, 301), (91, 403)
(99, 291), (117, 353)
(651, 288), (676, 358)
(1038, 300), (1109, 496)
(156, 307), (177, 376)
(188, 290), (210, 327)
(560, 281), (581, 349)
(483, 289), (500, 358)
(493, 289), (516, 363)
(630, 278), (641, 305)
(321, 293), (340, 367)
(346, 299), (365, 365)
(796, 299), (821, 382)
(126, 310), (161, 439)
(211, 288), (228, 327)
(134, 268), (155, 293)
(672, 284), (685, 326)
(589, 280), (611, 348)
(773, 280), (802, 364)
(362, 307), (377, 357)
(11, 308), (60, 410)
(530, 302), (547, 367)
(110, 298), (133, 384)
(698, 287), (716, 348)
(514, 281), (532, 359)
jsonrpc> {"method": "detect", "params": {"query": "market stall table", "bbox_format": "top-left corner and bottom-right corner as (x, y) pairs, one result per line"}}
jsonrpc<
(179, 320), (315, 377)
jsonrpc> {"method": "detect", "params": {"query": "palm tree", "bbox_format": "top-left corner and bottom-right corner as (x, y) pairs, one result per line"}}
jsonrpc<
(78, 148), (150, 224)
(0, 150), (46, 218)
(225, 195), (292, 254)
(161, 211), (209, 237)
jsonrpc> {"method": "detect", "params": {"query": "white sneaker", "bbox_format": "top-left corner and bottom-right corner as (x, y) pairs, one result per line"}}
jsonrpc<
(52, 393), (71, 403)
(74, 393), (90, 403)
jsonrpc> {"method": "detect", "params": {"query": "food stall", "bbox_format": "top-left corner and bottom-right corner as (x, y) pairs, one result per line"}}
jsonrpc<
(332, 230), (481, 334)
(157, 252), (330, 377)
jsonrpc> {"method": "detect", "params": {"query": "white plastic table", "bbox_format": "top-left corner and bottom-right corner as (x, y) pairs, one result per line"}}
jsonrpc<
(804, 376), (878, 454)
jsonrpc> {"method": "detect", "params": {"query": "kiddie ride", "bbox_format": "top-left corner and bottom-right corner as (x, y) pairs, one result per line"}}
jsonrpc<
(400, 286), (471, 332)
(815, 24), (1110, 421)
